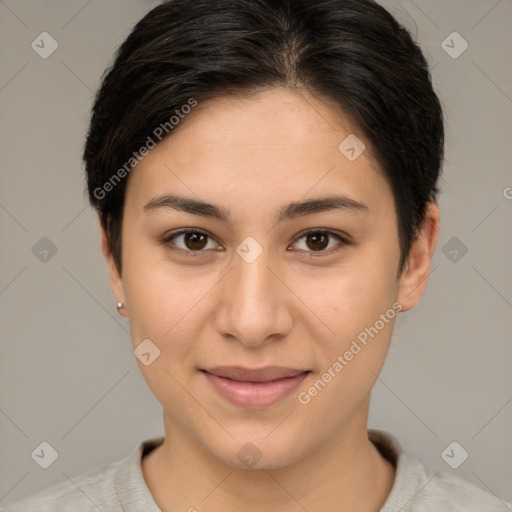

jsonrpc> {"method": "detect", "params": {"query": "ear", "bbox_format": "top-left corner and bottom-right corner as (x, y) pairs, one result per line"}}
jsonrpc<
(397, 202), (440, 312)
(99, 216), (128, 317)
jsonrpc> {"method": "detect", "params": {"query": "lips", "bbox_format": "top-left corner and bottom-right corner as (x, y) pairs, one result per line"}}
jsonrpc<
(205, 366), (307, 382)
(201, 366), (310, 408)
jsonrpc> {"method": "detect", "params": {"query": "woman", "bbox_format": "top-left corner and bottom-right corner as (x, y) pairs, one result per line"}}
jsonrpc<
(4, 0), (510, 510)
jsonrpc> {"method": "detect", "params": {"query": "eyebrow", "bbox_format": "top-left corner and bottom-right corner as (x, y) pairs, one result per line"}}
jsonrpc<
(143, 193), (369, 223)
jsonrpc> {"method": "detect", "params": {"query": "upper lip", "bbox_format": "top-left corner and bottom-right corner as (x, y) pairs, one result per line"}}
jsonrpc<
(203, 366), (309, 382)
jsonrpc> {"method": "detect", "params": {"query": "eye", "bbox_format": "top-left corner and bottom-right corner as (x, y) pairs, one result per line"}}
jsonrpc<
(162, 228), (223, 257)
(290, 229), (349, 256)
(162, 227), (350, 259)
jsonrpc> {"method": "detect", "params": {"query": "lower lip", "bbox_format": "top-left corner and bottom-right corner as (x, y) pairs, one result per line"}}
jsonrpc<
(203, 371), (309, 409)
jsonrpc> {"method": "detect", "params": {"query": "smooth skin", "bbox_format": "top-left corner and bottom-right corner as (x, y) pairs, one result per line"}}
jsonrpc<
(101, 88), (440, 512)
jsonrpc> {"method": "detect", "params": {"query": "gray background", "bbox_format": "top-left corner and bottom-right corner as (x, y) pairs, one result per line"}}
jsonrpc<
(1, 0), (511, 507)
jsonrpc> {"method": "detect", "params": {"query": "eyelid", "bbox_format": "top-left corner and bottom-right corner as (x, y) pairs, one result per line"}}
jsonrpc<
(161, 227), (350, 257)
(290, 227), (350, 257)
(161, 228), (223, 258)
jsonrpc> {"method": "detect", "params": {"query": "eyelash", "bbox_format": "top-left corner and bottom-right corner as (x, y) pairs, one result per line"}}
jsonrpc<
(161, 227), (350, 259)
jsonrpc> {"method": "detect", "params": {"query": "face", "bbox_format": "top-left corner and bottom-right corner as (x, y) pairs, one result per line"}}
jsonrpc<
(103, 88), (438, 469)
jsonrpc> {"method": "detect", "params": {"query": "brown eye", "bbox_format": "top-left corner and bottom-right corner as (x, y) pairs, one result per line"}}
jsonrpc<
(183, 232), (208, 250)
(162, 229), (222, 257)
(305, 232), (330, 251)
(291, 229), (348, 256)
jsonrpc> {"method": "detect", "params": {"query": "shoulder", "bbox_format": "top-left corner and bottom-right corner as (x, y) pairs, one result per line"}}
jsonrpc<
(1, 437), (164, 512)
(398, 452), (511, 511)
(369, 430), (511, 512)
(1, 460), (122, 512)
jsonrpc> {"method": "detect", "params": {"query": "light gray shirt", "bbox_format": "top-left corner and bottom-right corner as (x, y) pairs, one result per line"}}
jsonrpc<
(2, 429), (510, 511)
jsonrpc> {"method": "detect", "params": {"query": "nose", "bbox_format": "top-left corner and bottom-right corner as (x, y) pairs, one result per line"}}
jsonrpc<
(214, 244), (293, 348)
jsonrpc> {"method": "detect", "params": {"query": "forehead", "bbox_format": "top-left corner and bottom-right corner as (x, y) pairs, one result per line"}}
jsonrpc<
(163, 88), (365, 154)
(124, 88), (393, 221)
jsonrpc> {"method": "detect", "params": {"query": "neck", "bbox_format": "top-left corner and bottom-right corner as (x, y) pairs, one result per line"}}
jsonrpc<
(142, 406), (395, 512)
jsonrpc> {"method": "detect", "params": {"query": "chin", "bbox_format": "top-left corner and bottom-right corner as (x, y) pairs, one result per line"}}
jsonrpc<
(206, 428), (309, 470)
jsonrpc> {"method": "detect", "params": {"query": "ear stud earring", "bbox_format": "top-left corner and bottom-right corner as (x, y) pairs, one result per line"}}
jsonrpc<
(116, 301), (124, 311)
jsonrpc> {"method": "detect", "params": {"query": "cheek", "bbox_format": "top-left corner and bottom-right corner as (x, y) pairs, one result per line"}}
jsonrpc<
(294, 264), (399, 422)
(121, 238), (225, 365)
(296, 254), (399, 342)
(120, 250), (214, 410)
(124, 266), (208, 341)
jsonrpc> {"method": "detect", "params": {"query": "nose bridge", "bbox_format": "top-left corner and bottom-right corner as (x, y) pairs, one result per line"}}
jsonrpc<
(232, 243), (278, 320)
(235, 251), (273, 308)
(215, 240), (292, 346)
